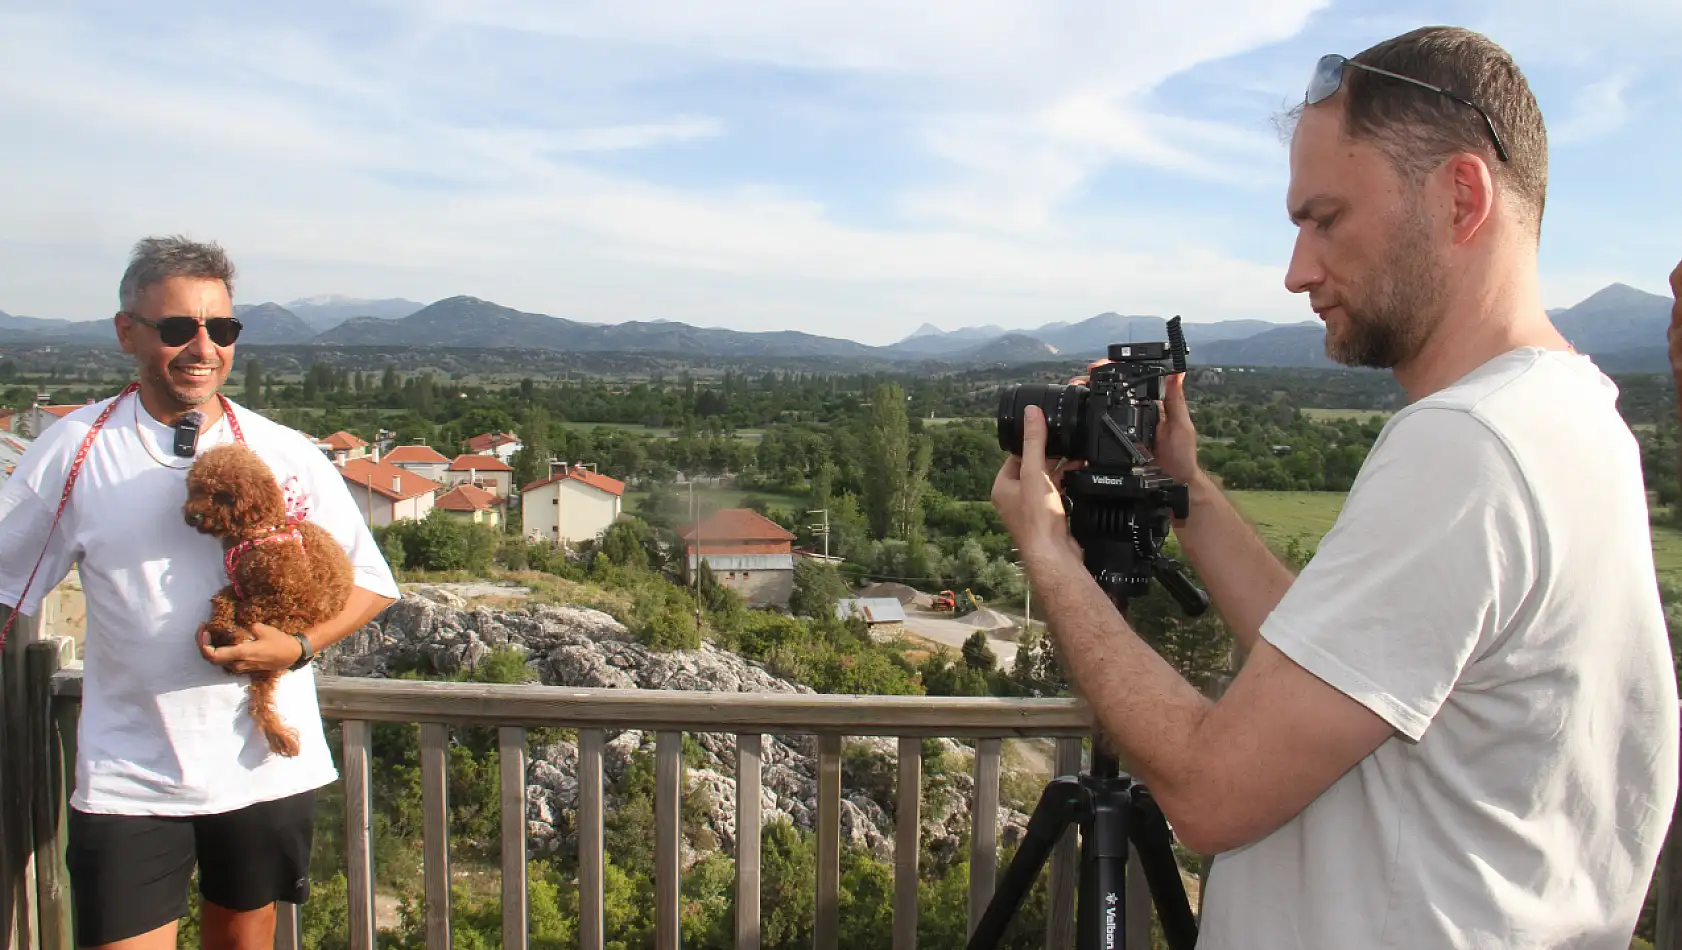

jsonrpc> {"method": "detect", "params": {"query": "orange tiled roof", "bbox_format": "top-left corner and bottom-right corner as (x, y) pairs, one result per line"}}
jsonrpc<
(323, 431), (367, 450)
(466, 431), (520, 454)
(449, 453), (512, 472)
(680, 508), (796, 543)
(521, 466), (625, 497)
(385, 445), (450, 465)
(339, 457), (441, 501)
(434, 484), (504, 512)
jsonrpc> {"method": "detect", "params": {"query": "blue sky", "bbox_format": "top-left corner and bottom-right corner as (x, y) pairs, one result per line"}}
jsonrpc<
(0, 0), (1677, 345)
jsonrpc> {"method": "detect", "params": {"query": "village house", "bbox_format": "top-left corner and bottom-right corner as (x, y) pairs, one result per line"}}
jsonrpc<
(0, 408), (14, 433)
(835, 597), (908, 641)
(465, 431), (522, 463)
(338, 457), (441, 527)
(321, 431), (372, 465)
(20, 399), (86, 438)
(447, 453), (513, 497)
(433, 484), (505, 529)
(520, 462), (625, 549)
(383, 444), (451, 482)
(681, 508), (797, 608)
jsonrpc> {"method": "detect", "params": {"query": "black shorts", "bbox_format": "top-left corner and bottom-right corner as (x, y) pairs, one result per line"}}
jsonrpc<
(66, 789), (316, 946)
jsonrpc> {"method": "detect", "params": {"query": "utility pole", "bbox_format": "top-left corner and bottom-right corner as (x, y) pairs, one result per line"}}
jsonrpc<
(806, 508), (830, 560)
(690, 481), (701, 631)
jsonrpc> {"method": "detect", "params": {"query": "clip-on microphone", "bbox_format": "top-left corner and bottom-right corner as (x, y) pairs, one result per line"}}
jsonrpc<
(173, 410), (204, 458)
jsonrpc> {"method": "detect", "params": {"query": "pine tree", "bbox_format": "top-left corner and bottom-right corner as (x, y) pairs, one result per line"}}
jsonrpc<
(242, 359), (262, 409)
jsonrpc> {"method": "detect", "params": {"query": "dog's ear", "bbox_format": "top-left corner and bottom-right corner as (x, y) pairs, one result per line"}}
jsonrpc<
(223, 448), (288, 531)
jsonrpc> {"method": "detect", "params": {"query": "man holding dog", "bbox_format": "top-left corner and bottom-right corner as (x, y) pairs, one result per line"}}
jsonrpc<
(992, 26), (1677, 949)
(0, 236), (398, 949)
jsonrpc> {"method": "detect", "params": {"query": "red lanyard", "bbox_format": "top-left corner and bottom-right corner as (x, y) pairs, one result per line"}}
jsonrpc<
(0, 384), (244, 647)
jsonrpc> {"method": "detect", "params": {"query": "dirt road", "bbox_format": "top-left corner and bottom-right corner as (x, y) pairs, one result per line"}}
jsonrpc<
(900, 607), (1021, 670)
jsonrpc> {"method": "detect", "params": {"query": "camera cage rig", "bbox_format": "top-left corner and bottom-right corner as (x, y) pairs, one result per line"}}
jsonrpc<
(977, 316), (1211, 950)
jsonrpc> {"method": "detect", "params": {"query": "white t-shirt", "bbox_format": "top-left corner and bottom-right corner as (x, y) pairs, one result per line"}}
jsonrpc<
(1195, 346), (1679, 948)
(0, 391), (399, 816)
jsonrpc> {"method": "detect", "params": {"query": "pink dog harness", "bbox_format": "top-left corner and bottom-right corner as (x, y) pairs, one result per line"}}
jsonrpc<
(224, 526), (306, 599)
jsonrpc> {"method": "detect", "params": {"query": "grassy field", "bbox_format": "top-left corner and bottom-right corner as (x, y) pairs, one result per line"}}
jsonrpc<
(1228, 490), (1347, 550)
(1230, 489), (1682, 586)
(1301, 408), (1391, 423)
(623, 485), (808, 519)
(573, 422), (765, 443)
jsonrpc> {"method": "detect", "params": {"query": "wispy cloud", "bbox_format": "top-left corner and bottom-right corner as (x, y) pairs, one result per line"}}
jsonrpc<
(0, 0), (1675, 341)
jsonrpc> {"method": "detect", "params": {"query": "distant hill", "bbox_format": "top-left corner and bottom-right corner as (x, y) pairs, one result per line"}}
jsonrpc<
(2, 282), (1669, 370)
(312, 295), (887, 359)
(233, 303), (318, 345)
(281, 296), (424, 333)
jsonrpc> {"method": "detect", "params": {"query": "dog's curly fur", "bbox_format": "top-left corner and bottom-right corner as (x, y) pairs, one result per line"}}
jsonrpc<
(184, 443), (354, 756)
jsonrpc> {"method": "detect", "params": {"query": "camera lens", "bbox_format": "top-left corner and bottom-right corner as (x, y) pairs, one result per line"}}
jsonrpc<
(996, 383), (1086, 460)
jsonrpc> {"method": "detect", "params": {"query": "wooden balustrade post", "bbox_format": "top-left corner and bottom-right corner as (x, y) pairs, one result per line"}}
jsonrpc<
(2, 611), (43, 950)
(28, 642), (72, 950)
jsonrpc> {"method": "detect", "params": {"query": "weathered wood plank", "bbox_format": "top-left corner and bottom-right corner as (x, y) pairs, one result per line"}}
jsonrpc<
(421, 723), (451, 950)
(968, 739), (1001, 937)
(499, 726), (527, 950)
(27, 643), (70, 950)
(894, 736), (921, 950)
(7, 674), (1096, 737)
(342, 720), (376, 950)
(1044, 738), (1084, 950)
(735, 734), (762, 950)
(579, 730), (604, 950)
(273, 902), (300, 950)
(655, 731), (682, 950)
(46, 673), (77, 950)
(815, 734), (841, 950)
(2, 611), (40, 950)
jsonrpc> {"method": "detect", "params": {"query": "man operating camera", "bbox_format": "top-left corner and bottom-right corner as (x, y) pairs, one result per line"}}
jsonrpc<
(991, 26), (1677, 949)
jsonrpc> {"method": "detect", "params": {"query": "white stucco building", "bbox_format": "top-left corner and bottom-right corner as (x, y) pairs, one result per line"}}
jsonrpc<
(520, 462), (625, 548)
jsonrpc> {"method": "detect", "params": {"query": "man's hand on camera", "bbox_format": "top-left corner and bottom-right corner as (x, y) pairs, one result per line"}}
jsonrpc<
(1153, 372), (1202, 486)
(199, 622), (306, 674)
(992, 404), (1083, 564)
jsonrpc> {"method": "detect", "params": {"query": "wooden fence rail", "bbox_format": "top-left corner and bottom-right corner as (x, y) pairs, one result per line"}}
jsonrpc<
(8, 637), (1682, 949)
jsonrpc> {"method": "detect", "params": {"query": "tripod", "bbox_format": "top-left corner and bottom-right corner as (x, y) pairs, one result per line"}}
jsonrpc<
(968, 478), (1209, 949)
(963, 620), (1199, 950)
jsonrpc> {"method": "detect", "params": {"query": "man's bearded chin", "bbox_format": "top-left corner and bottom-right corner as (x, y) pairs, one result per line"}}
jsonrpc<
(1326, 215), (1446, 370)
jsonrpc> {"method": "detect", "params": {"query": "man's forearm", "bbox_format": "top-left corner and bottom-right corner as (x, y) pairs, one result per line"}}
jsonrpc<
(1023, 541), (1214, 819)
(302, 586), (394, 654)
(1171, 472), (1297, 657)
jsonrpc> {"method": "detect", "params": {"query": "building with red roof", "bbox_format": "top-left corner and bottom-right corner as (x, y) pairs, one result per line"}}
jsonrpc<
(383, 444), (451, 482)
(520, 461), (625, 549)
(680, 508), (797, 607)
(434, 483), (506, 529)
(447, 453), (514, 497)
(339, 457), (442, 527)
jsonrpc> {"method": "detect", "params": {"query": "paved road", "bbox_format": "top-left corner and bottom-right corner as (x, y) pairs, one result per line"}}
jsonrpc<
(899, 608), (1022, 670)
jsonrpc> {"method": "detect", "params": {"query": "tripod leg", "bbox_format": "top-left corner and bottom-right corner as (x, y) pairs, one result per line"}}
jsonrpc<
(1127, 787), (1199, 950)
(965, 777), (1088, 950)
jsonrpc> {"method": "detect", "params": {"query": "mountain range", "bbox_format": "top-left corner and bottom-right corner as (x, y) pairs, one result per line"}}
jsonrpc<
(0, 285), (1672, 371)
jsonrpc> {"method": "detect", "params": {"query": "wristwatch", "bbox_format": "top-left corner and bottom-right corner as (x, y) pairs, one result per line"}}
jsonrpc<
(289, 633), (315, 671)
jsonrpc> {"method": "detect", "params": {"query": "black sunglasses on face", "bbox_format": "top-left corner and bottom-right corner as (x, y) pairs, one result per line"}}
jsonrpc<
(1307, 53), (1510, 163)
(123, 313), (243, 347)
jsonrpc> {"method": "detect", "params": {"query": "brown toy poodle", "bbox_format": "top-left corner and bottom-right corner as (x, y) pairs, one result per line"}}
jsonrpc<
(183, 443), (354, 756)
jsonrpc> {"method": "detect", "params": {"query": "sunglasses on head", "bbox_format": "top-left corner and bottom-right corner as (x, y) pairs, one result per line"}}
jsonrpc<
(1307, 53), (1509, 163)
(124, 313), (243, 347)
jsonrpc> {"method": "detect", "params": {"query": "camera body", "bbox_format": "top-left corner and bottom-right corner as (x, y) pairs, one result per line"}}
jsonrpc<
(994, 317), (1207, 613)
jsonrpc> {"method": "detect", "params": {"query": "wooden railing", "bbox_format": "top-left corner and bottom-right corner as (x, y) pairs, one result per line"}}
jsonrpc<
(2, 627), (1163, 950)
(8, 624), (1682, 950)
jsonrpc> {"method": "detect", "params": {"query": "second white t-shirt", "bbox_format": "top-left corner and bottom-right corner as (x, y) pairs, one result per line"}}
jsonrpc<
(1195, 347), (1678, 948)
(0, 391), (399, 816)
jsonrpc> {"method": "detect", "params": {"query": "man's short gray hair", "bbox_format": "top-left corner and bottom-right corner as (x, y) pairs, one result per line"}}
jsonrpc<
(118, 235), (237, 313)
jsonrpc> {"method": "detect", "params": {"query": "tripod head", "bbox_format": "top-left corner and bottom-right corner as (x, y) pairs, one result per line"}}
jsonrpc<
(998, 316), (1211, 618)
